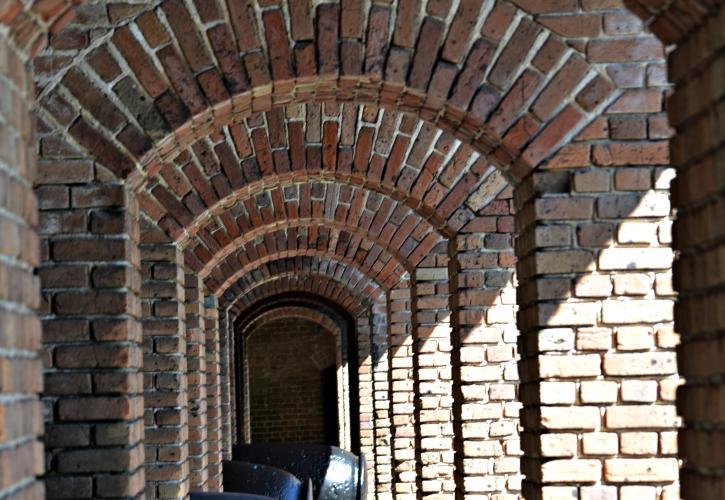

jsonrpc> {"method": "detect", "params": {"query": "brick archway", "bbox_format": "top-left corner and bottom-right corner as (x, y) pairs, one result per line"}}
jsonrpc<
(3, 0), (718, 499)
(231, 288), (391, 497)
(239, 306), (350, 450)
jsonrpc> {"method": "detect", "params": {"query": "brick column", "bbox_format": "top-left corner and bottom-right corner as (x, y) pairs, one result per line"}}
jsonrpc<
(667, 5), (725, 497)
(336, 316), (350, 452)
(515, 169), (678, 499)
(228, 311), (237, 447)
(218, 308), (233, 460)
(237, 329), (251, 445)
(0, 33), (44, 499)
(39, 177), (144, 499)
(185, 274), (207, 491)
(414, 267), (455, 498)
(389, 286), (417, 499)
(453, 194), (522, 497)
(204, 296), (223, 490)
(356, 312), (376, 496)
(140, 244), (189, 498)
(371, 302), (392, 500)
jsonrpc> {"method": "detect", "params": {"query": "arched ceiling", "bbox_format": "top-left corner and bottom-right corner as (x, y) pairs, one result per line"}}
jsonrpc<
(136, 107), (507, 244)
(220, 256), (387, 304)
(241, 305), (342, 339)
(33, 0), (619, 183)
(209, 239), (408, 293)
(29, 0), (655, 320)
(224, 269), (382, 319)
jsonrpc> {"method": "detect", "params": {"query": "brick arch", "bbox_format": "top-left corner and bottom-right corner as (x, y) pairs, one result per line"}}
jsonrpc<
(172, 178), (449, 274)
(138, 106), (506, 242)
(207, 225), (411, 293)
(175, 180), (447, 273)
(195, 216), (436, 282)
(34, 0), (619, 190)
(219, 253), (388, 299)
(229, 285), (390, 495)
(224, 274), (383, 320)
(241, 305), (342, 341)
(239, 304), (352, 449)
(17, 0), (692, 500)
(220, 257), (387, 314)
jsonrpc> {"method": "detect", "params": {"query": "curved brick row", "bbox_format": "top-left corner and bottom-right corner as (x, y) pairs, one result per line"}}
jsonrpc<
(229, 276), (375, 318)
(242, 306), (342, 339)
(222, 256), (387, 313)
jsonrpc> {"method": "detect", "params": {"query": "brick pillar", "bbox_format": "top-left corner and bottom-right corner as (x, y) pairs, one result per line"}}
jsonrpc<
(667, 5), (725, 498)
(237, 329), (251, 444)
(336, 317), (350, 452)
(454, 204), (522, 496)
(389, 286), (417, 499)
(140, 244), (189, 498)
(204, 296), (223, 490)
(414, 266), (455, 498)
(371, 302), (392, 500)
(515, 169), (679, 499)
(0, 33), (44, 500)
(356, 312), (376, 496)
(185, 274), (208, 491)
(39, 177), (144, 498)
(228, 311), (237, 447)
(218, 308), (233, 460)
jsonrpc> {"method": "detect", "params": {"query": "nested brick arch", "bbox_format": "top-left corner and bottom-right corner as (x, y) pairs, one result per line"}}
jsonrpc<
(225, 273), (377, 319)
(169, 179), (449, 280)
(136, 106), (507, 243)
(219, 257), (388, 313)
(8, 1), (699, 500)
(197, 218), (423, 293)
(193, 215), (436, 281)
(32, 0), (622, 194)
(215, 240), (407, 296)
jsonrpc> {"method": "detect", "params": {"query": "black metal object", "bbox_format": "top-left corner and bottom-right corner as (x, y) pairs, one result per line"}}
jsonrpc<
(222, 460), (307, 500)
(190, 493), (275, 500)
(232, 444), (367, 500)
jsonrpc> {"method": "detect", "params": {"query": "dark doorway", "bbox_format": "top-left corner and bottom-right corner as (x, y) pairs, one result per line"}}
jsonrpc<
(321, 364), (340, 446)
(235, 295), (360, 454)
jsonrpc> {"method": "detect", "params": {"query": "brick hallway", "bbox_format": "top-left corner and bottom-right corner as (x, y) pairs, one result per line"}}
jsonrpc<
(0, 0), (723, 499)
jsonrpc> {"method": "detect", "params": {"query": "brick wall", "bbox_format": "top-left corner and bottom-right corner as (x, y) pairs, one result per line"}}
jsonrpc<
(204, 296), (223, 490)
(140, 244), (189, 498)
(664, 3), (725, 498)
(454, 188), (521, 497)
(185, 273), (208, 491)
(0, 31), (44, 500)
(246, 317), (336, 444)
(38, 176), (145, 498)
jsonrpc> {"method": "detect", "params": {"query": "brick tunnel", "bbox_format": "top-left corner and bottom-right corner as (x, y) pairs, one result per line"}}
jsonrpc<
(0, 0), (723, 499)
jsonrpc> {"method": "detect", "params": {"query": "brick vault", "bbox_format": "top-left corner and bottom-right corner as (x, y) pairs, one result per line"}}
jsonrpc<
(0, 0), (722, 499)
